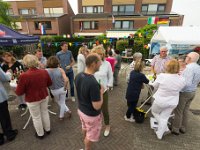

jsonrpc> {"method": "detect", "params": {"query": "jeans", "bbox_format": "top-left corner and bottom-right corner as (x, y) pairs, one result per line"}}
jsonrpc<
(26, 97), (50, 136)
(51, 87), (70, 118)
(66, 71), (74, 97)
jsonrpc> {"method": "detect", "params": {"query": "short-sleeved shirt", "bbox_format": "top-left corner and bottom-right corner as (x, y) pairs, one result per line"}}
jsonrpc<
(75, 73), (101, 116)
(56, 50), (74, 73)
(151, 55), (171, 74)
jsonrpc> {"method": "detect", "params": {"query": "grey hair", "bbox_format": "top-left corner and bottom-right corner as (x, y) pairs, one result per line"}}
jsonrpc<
(160, 46), (168, 51)
(133, 52), (143, 61)
(23, 54), (39, 68)
(188, 52), (200, 63)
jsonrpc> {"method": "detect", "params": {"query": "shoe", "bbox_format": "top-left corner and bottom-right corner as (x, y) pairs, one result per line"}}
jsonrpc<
(71, 97), (75, 102)
(104, 128), (110, 137)
(179, 129), (185, 134)
(45, 130), (51, 135)
(35, 133), (44, 139)
(124, 116), (135, 122)
(7, 129), (18, 141)
(171, 131), (179, 135)
(0, 134), (4, 146)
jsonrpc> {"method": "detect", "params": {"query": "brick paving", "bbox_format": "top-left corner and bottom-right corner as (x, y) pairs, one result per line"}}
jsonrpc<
(1, 68), (200, 150)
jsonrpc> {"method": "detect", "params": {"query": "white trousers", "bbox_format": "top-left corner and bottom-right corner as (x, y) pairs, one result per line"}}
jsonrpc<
(151, 102), (176, 139)
(26, 97), (50, 136)
(51, 87), (69, 118)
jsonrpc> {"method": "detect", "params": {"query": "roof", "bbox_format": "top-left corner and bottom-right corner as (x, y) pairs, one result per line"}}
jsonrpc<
(151, 26), (200, 45)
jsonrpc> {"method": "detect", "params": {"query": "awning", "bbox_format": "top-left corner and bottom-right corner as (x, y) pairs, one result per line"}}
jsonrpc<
(74, 32), (104, 36)
(106, 30), (136, 38)
(0, 24), (39, 46)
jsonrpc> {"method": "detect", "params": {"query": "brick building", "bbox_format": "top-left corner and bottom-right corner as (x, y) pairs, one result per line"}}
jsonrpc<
(72, 0), (184, 38)
(4, 0), (74, 35)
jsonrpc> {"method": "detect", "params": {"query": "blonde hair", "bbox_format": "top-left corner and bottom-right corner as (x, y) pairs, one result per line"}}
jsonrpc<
(78, 46), (87, 54)
(134, 60), (145, 72)
(165, 59), (180, 74)
(23, 54), (39, 68)
(3, 52), (16, 63)
(91, 45), (106, 60)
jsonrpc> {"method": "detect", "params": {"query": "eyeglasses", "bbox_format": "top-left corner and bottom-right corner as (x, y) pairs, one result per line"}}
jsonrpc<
(160, 51), (167, 53)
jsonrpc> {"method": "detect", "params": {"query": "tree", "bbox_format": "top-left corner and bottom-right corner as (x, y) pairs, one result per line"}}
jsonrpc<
(133, 24), (158, 58)
(0, 0), (15, 28)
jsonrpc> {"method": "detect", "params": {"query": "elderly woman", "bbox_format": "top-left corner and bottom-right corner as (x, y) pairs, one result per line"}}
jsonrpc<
(16, 54), (52, 139)
(46, 56), (71, 120)
(1, 52), (26, 110)
(92, 45), (113, 137)
(77, 46), (87, 73)
(126, 52), (143, 82)
(0, 68), (18, 145)
(150, 59), (186, 140)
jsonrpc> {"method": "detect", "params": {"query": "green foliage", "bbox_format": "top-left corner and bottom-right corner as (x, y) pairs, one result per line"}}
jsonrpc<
(0, 46), (25, 59)
(133, 24), (158, 58)
(0, 0), (17, 28)
(116, 40), (128, 53)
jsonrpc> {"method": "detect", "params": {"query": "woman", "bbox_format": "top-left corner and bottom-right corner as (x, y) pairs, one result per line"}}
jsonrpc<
(1, 52), (26, 110)
(125, 60), (149, 122)
(16, 54), (52, 139)
(0, 68), (18, 145)
(92, 45), (113, 137)
(105, 51), (116, 72)
(46, 56), (71, 120)
(150, 59), (186, 140)
(77, 46), (87, 73)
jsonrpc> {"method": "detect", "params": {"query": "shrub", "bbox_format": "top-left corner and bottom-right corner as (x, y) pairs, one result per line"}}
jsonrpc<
(116, 40), (128, 53)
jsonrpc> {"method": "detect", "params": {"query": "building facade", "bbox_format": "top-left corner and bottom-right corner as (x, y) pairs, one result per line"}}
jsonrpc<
(4, 0), (74, 35)
(73, 0), (184, 38)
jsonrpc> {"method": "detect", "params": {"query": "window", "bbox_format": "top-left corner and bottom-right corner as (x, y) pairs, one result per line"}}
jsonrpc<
(148, 4), (158, 12)
(112, 5), (134, 13)
(158, 4), (165, 12)
(19, 8), (36, 15)
(142, 5), (148, 12)
(34, 21), (52, 30)
(15, 22), (22, 30)
(114, 21), (133, 29)
(83, 6), (103, 13)
(44, 8), (63, 14)
(83, 21), (98, 30)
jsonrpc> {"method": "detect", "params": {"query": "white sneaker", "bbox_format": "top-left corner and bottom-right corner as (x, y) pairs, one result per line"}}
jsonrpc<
(124, 116), (135, 122)
(71, 96), (75, 102)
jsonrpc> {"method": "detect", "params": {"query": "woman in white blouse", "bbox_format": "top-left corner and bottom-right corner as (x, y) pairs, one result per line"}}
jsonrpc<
(77, 46), (87, 73)
(92, 45), (113, 137)
(150, 59), (186, 140)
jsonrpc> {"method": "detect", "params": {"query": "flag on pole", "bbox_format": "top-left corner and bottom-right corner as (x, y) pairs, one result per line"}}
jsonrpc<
(112, 15), (115, 24)
(80, 21), (83, 31)
(39, 23), (46, 35)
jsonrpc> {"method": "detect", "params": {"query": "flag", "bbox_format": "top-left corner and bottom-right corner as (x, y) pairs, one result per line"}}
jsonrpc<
(112, 15), (115, 24)
(80, 21), (83, 31)
(157, 17), (170, 24)
(147, 17), (156, 24)
(39, 23), (46, 35)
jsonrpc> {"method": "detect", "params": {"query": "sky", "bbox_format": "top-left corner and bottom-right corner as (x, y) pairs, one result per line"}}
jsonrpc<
(68, 0), (200, 26)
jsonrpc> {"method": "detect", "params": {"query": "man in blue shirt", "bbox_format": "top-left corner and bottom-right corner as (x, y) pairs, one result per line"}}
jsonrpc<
(172, 52), (200, 135)
(56, 42), (75, 101)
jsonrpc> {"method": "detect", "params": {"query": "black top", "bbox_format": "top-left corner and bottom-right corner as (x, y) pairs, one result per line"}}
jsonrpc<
(75, 73), (101, 116)
(2, 61), (24, 73)
(126, 70), (149, 102)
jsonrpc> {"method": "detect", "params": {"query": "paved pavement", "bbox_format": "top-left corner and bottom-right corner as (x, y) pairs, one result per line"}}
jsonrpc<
(1, 65), (200, 150)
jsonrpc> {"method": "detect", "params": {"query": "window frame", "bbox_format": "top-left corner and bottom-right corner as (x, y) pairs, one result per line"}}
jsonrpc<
(112, 5), (135, 13)
(82, 21), (99, 30)
(34, 21), (52, 30)
(114, 20), (134, 29)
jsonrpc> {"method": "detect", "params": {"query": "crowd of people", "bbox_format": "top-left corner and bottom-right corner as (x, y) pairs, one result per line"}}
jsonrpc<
(0, 42), (200, 150)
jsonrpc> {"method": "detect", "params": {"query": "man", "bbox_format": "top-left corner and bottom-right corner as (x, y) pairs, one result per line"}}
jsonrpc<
(35, 49), (47, 69)
(75, 54), (104, 150)
(56, 42), (75, 101)
(151, 46), (171, 77)
(172, 52), (200, 135)
(0, 68), (18, 145)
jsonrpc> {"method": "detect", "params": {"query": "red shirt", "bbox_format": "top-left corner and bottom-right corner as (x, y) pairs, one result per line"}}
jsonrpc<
(16, 68), (52, 103)
(106, 57), (116, 72)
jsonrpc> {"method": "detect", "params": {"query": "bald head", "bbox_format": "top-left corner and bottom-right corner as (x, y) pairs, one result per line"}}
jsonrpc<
(186, 52), (200, 63)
